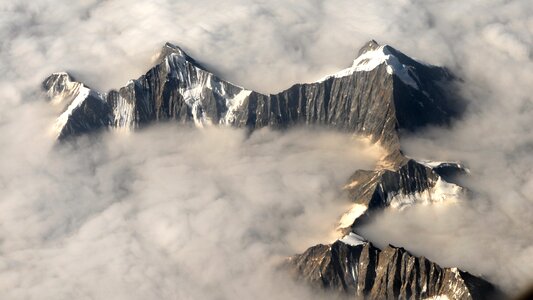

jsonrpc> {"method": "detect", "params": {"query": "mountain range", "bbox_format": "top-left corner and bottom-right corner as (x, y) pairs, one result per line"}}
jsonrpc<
(42, 40), (500, 300)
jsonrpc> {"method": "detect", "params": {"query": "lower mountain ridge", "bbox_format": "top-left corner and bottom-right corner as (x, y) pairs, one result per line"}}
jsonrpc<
(287, 238), (496, 300)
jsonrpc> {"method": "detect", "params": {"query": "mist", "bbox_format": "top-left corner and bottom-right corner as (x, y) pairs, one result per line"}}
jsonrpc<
(1, 0), (532, 298)
(0, 122), (381, 299)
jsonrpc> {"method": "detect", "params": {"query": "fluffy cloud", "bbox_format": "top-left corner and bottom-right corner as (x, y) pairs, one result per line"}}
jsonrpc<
(0, 120), (380, 299)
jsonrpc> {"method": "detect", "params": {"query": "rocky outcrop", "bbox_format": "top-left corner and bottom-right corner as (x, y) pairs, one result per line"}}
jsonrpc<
(337, 159), (467, 232)
(287, 239), (497, 300)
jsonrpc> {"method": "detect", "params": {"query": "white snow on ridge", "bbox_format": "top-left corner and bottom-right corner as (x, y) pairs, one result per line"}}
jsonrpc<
(339, 232), (366, 247)
(224, 89), (252, 125)
(54, 84), (90, 136)
(417, 159), (461, 169)
(388, 177), (463, 209)
(112, 94), (135, 132)
(167, 53), (217, 127)
(417, 159), (471, 174)
(417, 160), (450, 168)
(320, 45), (420, 90)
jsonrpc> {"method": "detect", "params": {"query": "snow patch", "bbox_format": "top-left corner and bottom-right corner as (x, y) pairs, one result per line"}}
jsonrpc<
(417, 159), (467, 171)
(320, 45), (420, 90)
(165, 53), (250, 128)
(112, 95), (135, 132)
(417, 160), (450, 168)
(388, 177), (463, 209)
(339, 232), (366, 247)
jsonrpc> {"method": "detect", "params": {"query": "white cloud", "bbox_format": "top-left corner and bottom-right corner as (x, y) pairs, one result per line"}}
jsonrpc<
(0, 123), (380, 299)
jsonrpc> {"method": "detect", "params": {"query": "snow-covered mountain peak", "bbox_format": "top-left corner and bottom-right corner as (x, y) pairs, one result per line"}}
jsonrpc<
(321, 41), (421, 89)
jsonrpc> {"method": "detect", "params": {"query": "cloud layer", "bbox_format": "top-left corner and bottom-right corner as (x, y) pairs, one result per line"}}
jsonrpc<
(0, 124), (380, 299)
(357, 2), (533, 295)
(0, 0), (532, 298)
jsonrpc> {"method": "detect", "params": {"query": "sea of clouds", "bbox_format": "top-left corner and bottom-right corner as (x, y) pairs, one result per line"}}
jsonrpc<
(0, 0), (532, 298)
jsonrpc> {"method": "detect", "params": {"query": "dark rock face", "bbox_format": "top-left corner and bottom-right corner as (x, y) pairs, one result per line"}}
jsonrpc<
(287, 241), (497, 300)
(43, 41), (498, 299)
(43, 40), (459, 153)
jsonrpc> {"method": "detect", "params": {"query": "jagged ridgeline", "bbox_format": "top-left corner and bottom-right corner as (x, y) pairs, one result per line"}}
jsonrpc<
(287, 237), (495, 300)
(43, 41), (500, 299)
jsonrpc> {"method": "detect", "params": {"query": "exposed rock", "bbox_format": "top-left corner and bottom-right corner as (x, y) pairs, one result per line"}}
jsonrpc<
(287, 240), (498, 300)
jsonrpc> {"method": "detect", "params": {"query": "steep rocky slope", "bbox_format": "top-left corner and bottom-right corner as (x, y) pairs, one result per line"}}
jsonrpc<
(287, 236), (496, 300)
